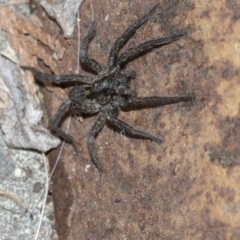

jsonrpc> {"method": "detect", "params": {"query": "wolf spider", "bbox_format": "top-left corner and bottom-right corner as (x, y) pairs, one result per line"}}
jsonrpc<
(22, 3), (194, 184)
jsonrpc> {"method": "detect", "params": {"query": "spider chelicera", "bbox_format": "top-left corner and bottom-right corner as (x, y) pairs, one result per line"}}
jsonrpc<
(22, 3), (194, 184)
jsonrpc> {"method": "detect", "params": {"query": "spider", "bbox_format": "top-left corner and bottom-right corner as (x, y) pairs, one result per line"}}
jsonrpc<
(22, 3), (194, 184)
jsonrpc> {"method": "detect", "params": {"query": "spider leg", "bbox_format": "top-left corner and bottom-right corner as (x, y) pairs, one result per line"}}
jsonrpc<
(120, 69), (137, 79)
(88, 111), (107, 185)
(120, 96), (194, 109)
(49, 99), (80, 155)
(80, 21), (103, 74)
(117, 32), (187, 68)
(21, 66), (94, 84)
(108, 114), (162, 144)
(108, 3), (159, 70)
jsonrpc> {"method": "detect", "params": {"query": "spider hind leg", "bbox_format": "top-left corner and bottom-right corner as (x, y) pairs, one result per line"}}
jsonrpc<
(88, 112), (107, 185)
(108, 115), (162, 144)
(49, 100), (80, 155)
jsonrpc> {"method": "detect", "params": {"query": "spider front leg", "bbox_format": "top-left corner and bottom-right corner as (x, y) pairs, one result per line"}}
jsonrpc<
(50, 100), (80, 155)
(80, 21), (103, 74)
(108, 114), (162, 144)
(120, 69), (137, 79)
(120, 96), (194, 109)
(108, 3), (159, 69)
(21, 66), (94, 84)
(88, 112), (107, 185)
(117, 32), (187, 68)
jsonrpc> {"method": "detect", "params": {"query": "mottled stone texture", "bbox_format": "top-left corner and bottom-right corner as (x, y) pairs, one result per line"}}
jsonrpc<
(38, 0), (240, 239)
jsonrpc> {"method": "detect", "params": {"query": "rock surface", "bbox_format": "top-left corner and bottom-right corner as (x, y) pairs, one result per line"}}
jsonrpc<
(38, 0), (240, 239)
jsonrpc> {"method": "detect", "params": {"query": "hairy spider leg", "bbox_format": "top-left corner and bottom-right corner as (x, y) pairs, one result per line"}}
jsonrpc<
(120, 69), (137, 79)
(80, 21), (103, 74)
(108, 3), (160, 70)
(108, 114), (162, 144)
(88, 112), (107, 185)
(121, 96), (194, 109)
(117, 32), (187, 67)
(49, 100), (80, 155)
(21, 66), (94, 84)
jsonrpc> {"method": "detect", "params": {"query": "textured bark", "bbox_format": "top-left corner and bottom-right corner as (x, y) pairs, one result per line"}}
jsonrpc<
(36, 0), (240, 239)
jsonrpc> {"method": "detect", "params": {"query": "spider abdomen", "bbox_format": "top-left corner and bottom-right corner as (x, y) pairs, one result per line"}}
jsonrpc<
(69, 85), (100, 114)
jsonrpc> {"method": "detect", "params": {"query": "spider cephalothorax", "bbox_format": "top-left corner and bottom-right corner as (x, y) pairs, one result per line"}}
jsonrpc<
(22, 3), (194, 184)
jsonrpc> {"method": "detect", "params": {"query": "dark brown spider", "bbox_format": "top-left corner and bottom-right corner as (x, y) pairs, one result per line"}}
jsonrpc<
(22, 3), (194, 184)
